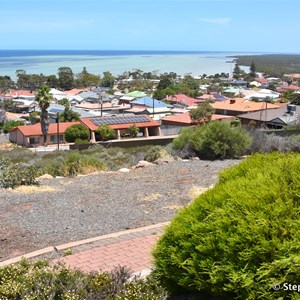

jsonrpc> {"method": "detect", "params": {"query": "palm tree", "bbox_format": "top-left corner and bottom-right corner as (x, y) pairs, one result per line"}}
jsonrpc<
(35, 85), (52, 146)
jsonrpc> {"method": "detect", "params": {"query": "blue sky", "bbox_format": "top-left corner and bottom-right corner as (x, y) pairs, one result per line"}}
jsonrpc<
(1, 0), (300, 53)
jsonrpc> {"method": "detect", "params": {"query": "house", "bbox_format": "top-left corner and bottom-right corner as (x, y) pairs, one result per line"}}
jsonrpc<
(119, 91), (148, 104)
(229, 80), (248, 86)
(237, 104), (300, 128)
(276, 84), (300, 93)
(13, 99), (37, 114)
(161, 113), (234, 126)
(124, 106), (172, 120)
(244, 89), (281, 101)
(165, 94), (203, 108)
(197, 92), (229, 102)
(130, 96), (172, 109)
(80, 115), (161, 142)
(10, 90), (35, 100)
(210, 98), (280, 116)
(160, 113), (235, 135)
(74, 102), (130, 115)
(124, 97), (173, 120)
(9, 121), (80, 147)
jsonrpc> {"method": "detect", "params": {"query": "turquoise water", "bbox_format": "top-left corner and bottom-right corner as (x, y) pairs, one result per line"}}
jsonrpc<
(0, 50), (258, 79)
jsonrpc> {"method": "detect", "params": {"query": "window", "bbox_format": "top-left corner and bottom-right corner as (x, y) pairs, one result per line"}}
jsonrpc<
(29, 137), (40, 144)
(50, 135), (64, 143)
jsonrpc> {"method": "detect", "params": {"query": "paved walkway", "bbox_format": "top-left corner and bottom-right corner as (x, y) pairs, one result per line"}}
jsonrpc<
(0, 222), (169, 275)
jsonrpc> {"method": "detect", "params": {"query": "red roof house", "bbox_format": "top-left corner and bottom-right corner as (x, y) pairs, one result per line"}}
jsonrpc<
(9, 122), (80, 147)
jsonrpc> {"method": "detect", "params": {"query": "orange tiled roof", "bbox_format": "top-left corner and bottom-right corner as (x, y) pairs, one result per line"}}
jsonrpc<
(12, 122), (80, 136)
(9, 90), (35, 97)
(211, 98), (280, 112)
(161, 113), (234, 125)
(165, 94), (202, 107)
(65, 88), (89, 96)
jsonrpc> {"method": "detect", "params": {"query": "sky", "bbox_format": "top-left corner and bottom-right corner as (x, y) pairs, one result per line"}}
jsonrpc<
(1, 0), (300, 53)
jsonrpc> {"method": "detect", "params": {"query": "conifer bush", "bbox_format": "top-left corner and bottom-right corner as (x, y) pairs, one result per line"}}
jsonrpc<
(153, 152), (300, 299)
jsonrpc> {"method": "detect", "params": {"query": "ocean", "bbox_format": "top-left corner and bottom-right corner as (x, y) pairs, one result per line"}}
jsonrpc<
(0, 50), (257, 80)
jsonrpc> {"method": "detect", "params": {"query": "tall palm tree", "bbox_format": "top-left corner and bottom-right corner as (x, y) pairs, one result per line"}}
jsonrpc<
(35, 85), (52, 146)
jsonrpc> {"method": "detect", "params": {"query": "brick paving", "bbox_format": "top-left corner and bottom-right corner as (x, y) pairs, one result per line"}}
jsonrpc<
(52, 223), (168, 274)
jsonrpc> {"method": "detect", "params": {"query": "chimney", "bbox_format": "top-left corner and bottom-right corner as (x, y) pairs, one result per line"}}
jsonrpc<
(230, 99), (236, 104)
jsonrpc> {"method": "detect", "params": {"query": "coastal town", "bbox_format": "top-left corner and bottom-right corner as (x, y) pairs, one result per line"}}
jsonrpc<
(1, 64), (300, 149)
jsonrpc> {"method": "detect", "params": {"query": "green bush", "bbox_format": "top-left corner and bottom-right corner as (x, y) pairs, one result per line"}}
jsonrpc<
(153, 152), (300, 299)
(60, 151), (106, 177)
(1, 120), (25, 133)
(0, 159), (40, 188)
(173, 122), (251, 160)
(96, 124), (116, 141)
(144, 145), (169, 162)
(172, 126), (202, 158)
(64, 124), (90, 143)
(0, 259), (168, 299)
(129, 124), (139, 137)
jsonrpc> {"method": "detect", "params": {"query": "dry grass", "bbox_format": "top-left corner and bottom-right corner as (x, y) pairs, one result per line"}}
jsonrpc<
(10, 185), (60, 193)
(188, 185), (211, 200)
(143, 193), (162, 202)
(164, 204), (183, 211)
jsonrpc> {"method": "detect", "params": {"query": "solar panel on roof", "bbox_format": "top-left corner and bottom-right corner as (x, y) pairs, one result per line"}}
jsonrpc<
(91, 115), (150, 126)
(49, 108), (64, 113)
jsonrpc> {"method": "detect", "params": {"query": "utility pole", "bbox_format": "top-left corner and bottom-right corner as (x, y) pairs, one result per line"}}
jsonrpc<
(57, 112), (60, 151)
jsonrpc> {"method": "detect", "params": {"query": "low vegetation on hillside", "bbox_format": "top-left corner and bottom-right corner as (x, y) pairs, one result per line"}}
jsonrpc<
(153, 152), (300, 299)
(2, 124), (300, 189)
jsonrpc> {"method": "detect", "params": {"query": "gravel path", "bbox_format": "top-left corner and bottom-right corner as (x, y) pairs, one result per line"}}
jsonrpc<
(0, 159), (240, 262)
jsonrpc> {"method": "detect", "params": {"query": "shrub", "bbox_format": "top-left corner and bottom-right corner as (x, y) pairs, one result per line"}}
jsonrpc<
(193, 121), (251, 159)
(144, 145), (169, 162)
(173, 122), (251, 160)
(172, 126), (201, 158)
(60, 151), (106, 177)
(247, 130), (300, 153)
(65, 124), (90, 143)
(0, 260), (168, 299)
(128, 124), (139, 137)
(0, 159), (40, 188)
(96, 124), (116, 141)
(153, 153), (300, 299)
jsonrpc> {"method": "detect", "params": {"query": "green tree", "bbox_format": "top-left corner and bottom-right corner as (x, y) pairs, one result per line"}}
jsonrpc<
(189, 102), (215, 125)
(0, 76), (15, 93)
(76, 67), (101, 88)
(157, 74), (173, 90)
(0, 99), (17, 112)
(96, 124), (116, 141)
(1, 120), (25, 133)
(58, 67), (74, 90)
(101, 71), (115, 88)
(289, 93), (300, 105)
(58, 98), (80, 122)
(233, 63), (242, 79)
(28, 111), (40, 124)
(249, 60), (256, 78)
(36, 85), (52, 145)
(64, 124), (90, 143)
(46, 75), (59, 88)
